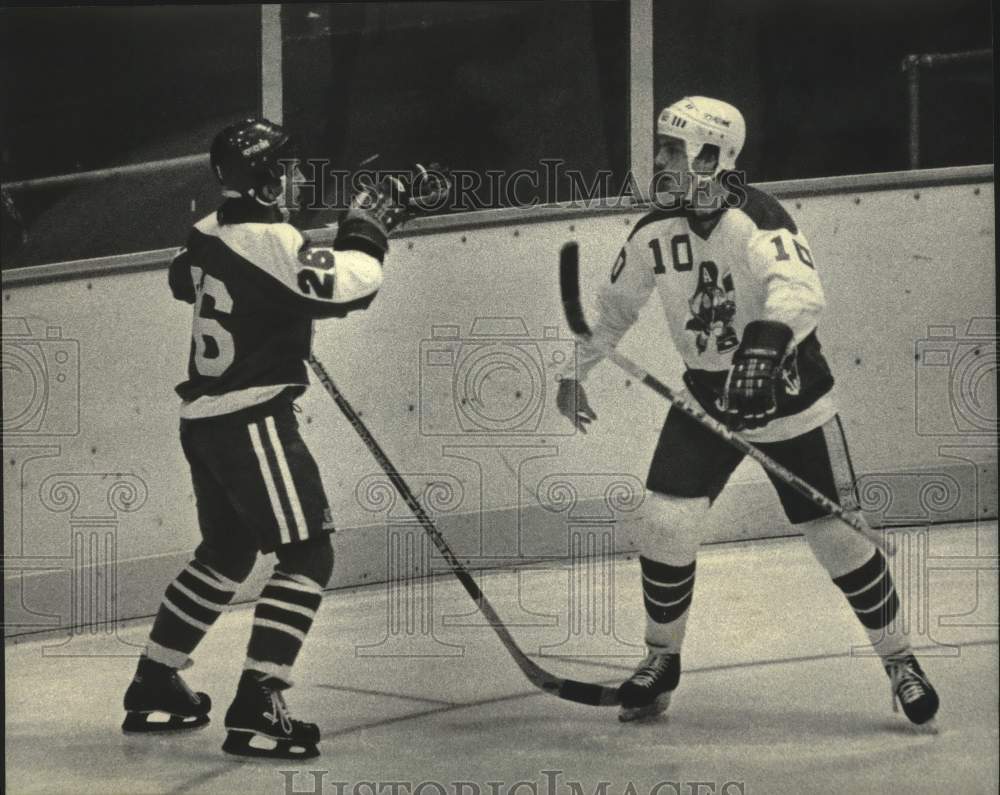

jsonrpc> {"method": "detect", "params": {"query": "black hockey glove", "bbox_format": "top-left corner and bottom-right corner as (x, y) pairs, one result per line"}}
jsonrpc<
(557, 378), (597, 434)
(718, 320), (795, 431)
(406, 162), (452, 214)
(335, 162), (452, 260)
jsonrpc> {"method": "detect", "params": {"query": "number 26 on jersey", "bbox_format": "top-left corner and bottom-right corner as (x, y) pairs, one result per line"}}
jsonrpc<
(190, 266), (235, 376)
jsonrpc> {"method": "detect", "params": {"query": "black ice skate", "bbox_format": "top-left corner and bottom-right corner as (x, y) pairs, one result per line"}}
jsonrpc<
(618, 650), (681, 722)
(222, 670), (320, 760)
(885, 652), (939, 729)
(122, 656), (211, 733)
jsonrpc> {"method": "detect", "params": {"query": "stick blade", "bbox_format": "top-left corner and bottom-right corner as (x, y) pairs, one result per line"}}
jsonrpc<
(559, 678), (620, 706)
(532, 662), (620, 706)
(559, 242), (590, 336)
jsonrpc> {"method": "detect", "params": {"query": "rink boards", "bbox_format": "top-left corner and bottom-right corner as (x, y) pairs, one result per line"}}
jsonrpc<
(2, 165), (996, 636)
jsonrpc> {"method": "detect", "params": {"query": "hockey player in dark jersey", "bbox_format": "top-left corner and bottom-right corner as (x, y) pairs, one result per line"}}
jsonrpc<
(557, 97), (939, 727)
(122, 118), (449, 759)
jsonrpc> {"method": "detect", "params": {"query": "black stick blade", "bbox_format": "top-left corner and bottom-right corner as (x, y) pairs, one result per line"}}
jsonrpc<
(559, 678), (620, 706)
(559, 242), (590, 337)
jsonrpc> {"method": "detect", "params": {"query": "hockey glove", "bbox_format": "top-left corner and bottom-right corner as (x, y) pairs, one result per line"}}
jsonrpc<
(406, 162), (452, 214)
(557, 378), (597, 434)
(718, 320), (795, 430)
(335, 162), (452, 260)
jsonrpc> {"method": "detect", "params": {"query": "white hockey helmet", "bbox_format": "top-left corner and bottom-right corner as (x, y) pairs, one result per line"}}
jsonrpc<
(656, 96), (746, 177)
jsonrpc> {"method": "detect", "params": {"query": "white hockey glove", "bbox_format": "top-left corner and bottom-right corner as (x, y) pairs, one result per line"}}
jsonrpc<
(557, 378), (597, 434)
(718, 320), (795, 431)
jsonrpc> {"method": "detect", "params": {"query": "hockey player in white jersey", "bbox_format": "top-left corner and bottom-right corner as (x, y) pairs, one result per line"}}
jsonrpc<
(557, 97), (939, 726)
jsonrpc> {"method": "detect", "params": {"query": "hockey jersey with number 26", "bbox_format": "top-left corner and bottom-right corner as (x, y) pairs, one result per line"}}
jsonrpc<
(169, 201), (384, 419)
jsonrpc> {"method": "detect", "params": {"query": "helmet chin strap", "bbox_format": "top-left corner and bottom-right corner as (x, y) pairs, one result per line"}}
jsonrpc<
(221, 186), (281, 207)
(254, 174), (286, 207)
(251, 190), (281, 207)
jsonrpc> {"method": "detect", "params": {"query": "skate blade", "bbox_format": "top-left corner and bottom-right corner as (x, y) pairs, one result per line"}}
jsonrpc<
(222, 730), (319, 761)
(618, 693), (671, 723)
(122, 711), (210, 734)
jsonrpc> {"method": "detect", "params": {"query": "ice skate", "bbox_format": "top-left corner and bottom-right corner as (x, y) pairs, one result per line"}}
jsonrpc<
(618, 650), (681, 722)
(885, 652), (940, 730)
(122, 656), (211, 733)
(222, 670), (320, 760)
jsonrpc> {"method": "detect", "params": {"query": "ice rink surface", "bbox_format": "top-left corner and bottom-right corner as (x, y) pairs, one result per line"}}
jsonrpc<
(6, 522), (998, 795)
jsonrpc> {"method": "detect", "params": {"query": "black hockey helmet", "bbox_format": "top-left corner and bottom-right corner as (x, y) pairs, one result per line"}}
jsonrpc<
(210, 118), (295, 205)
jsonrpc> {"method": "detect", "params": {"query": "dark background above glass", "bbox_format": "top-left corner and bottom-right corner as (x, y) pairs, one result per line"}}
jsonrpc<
(0, 1), (992, 269)
(652, 0), (993, 181)
(282, 1), (629, 223)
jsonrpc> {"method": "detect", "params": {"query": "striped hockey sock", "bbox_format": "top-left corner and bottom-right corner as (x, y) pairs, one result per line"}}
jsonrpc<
(245, 571), (324, 684)
(147, 560), (241, 668)
(832, 549), (901, 642)
(640, 556), (696, 650)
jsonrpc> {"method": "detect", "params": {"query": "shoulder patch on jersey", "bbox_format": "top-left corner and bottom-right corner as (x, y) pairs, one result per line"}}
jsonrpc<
(626, 206), (687, 242)
(733, 185), (798, 234)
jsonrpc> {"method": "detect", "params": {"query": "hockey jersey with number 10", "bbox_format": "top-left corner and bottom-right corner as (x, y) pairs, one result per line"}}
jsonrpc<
(169, 199), (384, 419)
(567, 185), (836, 443)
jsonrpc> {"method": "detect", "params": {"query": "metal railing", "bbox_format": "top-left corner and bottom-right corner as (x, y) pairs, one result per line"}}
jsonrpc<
(2, 163), (993, 289)
(902, 48), (993, 170)
(2, 154), (210, 192)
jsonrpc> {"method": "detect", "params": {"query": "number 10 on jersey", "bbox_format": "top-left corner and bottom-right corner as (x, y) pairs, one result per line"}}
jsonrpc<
(649, 234), (694, 274)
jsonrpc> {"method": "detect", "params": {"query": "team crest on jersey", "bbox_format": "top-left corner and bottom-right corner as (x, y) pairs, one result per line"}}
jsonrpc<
(685, 261), (739, 354)
(781, 357), (802, 397)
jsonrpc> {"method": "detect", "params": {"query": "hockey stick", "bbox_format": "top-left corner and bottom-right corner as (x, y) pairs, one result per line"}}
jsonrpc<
(558, 242), (893, 556)
(306, 354), (621, 706)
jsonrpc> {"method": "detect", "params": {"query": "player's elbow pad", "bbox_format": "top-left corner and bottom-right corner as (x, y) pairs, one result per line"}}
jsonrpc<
(341, 253), (384, 296)
(334, 210), (388, 262)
